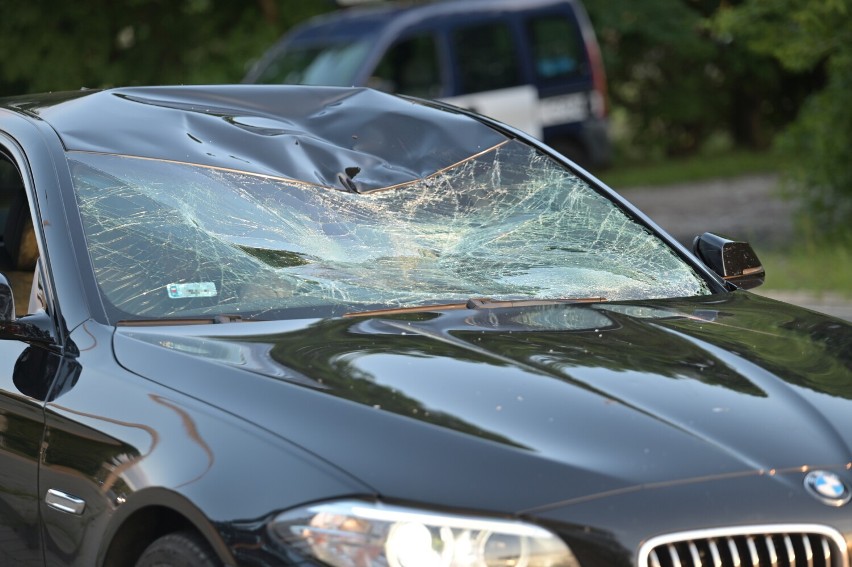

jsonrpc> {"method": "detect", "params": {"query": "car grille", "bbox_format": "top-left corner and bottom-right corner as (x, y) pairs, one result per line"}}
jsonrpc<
(638, 525), (848, 567)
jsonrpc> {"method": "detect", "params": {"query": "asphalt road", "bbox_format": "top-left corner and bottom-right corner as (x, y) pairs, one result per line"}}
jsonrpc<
(619, 174), (852, 322)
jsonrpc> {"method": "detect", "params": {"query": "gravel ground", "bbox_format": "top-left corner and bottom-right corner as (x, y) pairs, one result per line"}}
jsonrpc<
(620, 173), (795, 249)
(618, 174), (852, 322)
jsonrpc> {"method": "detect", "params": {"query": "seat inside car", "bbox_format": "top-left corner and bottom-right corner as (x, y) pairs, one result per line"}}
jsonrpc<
(0, 156), (38, 317)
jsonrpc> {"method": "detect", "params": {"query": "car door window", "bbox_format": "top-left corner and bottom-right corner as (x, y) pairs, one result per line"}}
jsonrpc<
(527, 15), (585, 82)
(0, 157), (36, 317)
(453, 21), (521, 94)
(0, 158), (16, 257)
(371, 34), (443, 98)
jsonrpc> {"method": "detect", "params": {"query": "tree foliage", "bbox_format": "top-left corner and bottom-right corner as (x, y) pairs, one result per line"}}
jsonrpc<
(584, 0), (815, 158)
(714, 0), (852, 240)
(0, 0), (333, 95)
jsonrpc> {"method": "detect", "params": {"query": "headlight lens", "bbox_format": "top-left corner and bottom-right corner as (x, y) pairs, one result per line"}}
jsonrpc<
(268, 500), (580, 567)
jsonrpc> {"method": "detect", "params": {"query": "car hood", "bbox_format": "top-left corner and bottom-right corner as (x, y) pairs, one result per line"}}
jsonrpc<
(113, 291), (852, 514)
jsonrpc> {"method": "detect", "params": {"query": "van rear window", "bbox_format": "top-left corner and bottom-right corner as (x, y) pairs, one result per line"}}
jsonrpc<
(528, 16), (586, 81)
(453, 22), (522, 93)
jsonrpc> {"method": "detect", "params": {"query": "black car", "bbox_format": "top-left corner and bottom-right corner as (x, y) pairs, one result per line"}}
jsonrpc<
(0, 85), (850, 567)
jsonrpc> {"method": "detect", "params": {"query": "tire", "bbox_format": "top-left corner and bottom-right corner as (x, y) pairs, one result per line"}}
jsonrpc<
(135, 531), (221, 567)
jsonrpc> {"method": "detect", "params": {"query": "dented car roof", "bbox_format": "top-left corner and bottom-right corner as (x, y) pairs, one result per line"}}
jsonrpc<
(4, 85), (508, 193)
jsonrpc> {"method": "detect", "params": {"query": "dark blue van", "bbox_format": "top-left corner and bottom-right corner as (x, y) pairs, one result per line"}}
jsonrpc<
(244, 0), (611, 167)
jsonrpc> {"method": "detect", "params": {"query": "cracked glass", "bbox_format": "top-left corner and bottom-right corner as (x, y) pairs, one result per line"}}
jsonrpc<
(68, 140), (710, 322)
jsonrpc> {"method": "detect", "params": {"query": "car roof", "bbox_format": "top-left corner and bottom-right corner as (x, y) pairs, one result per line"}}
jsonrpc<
(0, 85), (507, 192)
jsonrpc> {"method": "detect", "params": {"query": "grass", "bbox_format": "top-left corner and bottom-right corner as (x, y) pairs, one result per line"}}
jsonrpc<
(595, 149), (784, 189)
(759, 243), (852, 298)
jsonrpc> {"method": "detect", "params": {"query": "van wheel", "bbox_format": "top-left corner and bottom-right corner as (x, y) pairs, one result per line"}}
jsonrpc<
(135, 531), (221, 567)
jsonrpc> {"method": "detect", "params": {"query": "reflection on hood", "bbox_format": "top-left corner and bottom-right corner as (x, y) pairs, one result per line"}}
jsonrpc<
(119, 293), (852, 460)
(113, 292), (852, 513)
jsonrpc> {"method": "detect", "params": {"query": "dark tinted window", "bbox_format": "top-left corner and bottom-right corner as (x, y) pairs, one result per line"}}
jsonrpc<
(0, 155), (37, 315)
(372, 34), (443, 98)
(0, 160), (12, 232)
(453, 22), (521, 93)
(0, 157), (23, 260)
(528, 16), (585, 81)
(254, 40), (371, 86)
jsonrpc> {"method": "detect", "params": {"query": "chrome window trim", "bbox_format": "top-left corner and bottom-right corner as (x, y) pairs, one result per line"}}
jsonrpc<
(637, 524), (848, 567)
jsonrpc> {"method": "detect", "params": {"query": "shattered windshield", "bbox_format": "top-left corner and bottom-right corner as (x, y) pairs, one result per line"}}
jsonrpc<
(68, 141), (710, 322)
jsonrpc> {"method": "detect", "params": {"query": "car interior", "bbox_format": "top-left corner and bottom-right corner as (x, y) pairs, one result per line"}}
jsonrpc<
(0, 155), (38, 317)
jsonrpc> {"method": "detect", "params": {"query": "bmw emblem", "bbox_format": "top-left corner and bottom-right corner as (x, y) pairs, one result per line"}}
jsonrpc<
(804, 471), (851, 506)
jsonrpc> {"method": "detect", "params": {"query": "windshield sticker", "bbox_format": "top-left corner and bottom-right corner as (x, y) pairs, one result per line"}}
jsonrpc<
(167, 282), (218, 299)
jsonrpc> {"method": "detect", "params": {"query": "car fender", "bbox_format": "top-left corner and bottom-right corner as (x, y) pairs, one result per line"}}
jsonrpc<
(97, 487), (236, 567)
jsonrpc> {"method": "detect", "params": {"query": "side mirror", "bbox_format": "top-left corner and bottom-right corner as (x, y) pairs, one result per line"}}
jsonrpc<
(0, 273), (13, 322)
(692, 232), (765, 290)
(0, 272), (53, 343)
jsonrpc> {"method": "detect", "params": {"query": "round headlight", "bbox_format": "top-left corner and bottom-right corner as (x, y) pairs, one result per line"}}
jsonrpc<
(269, 500), (581, 567)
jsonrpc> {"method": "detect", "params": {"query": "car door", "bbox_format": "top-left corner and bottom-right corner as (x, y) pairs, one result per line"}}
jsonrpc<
(0, 150), (48, 566)
(0, 339), (48, 566)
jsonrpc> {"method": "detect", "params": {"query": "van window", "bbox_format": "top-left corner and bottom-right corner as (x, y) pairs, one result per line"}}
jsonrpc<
(371, 34), (443, 98)
(453, 22), (521, 94)
(254, 40), (371, 86)
(528, 16), (585, 82)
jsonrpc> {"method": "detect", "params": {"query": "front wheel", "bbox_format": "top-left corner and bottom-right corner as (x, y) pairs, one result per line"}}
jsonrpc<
(135, 531), (221, 567)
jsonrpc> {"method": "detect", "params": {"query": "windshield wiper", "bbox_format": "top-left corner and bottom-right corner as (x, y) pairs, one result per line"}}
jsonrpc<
(343, 297), (606, 318)
(465, 297), (606, 309)
(117, 314), (250, 326)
